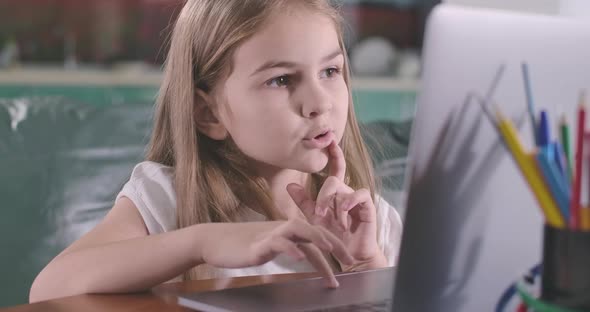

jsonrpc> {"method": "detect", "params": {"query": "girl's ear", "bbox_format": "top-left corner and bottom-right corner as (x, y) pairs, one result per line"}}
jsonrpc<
(194, 89), (229, 140)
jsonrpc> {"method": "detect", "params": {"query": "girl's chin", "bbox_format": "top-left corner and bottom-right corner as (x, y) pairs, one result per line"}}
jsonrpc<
(295, 156), (329, 173)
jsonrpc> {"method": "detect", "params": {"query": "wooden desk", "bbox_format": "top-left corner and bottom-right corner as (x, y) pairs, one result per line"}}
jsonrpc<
(1, 272), (319, 312)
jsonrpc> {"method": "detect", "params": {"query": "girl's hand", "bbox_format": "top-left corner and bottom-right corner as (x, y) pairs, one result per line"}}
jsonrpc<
(198, 219), (354, 288)
(286, 141), (387, 271)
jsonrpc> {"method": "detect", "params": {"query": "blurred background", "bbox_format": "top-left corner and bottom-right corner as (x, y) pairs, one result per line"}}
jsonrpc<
(0, 0), (436, 81)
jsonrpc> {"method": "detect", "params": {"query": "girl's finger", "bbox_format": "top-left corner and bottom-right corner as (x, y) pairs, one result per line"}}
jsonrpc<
(286, 183), (316, 219)
(297, 243), (339, 288)
(278, 219), (332, 250)
(328, 140), (346, 181)
(278, 219), (354, 266)
(334, 193), (350, 231)
(268, 237), (305, 261)
(339, 189), (376, 223)
(257, 235), (337, 288)
(318, 227), (355, 266)
(315, 176), (348, 216)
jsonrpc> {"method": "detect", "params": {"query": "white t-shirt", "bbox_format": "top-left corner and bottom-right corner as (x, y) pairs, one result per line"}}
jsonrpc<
(116, 161), (403, 281)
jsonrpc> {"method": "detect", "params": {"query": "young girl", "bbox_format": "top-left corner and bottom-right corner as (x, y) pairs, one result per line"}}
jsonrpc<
(30, 0), (402, 302)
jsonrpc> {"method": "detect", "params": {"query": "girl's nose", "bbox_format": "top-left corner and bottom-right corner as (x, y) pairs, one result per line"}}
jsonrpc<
(301, 83), (332, 118)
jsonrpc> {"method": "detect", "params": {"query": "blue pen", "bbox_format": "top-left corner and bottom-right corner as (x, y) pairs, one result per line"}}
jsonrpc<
(552, 142), (570, 190)
(536, 147), (570, 222)
(538, 110), (551, 147)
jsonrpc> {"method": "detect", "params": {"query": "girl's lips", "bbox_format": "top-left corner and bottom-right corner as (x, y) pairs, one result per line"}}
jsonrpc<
(302, 131), (335, 149)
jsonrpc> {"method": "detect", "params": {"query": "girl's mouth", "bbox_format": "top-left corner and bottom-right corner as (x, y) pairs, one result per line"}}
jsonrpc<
(303, 130), (334, 149)
(315, 131), (329, 140)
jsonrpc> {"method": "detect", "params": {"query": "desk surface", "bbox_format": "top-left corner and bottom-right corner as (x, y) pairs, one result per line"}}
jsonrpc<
(1, 272), (319, 312)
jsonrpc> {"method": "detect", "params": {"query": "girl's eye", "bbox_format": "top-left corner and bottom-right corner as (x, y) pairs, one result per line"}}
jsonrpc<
(266, 75), (290, 87)
(321, 67), (341, 78)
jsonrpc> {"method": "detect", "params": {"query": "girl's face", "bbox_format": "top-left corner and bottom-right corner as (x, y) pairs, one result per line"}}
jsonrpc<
(216, 9), (349, 174)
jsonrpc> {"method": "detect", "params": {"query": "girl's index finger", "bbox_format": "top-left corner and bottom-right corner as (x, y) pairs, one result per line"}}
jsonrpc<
(328, 140), (346, 181)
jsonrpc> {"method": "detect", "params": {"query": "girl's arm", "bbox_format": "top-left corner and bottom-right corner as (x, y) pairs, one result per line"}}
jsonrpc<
(29, 197), (199, 302)
(30, 197), (353, 303)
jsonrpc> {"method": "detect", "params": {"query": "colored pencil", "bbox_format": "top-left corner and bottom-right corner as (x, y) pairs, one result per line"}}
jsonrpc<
(522, 63), (539, 146)
(571, 91), (587, 229)
(496, 109), (566, 228)
(560, 115), (573, 183)
(536, 147), (570, 222)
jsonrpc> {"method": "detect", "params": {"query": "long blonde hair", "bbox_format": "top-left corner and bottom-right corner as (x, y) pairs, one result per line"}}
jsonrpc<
(147, 0), (377, 280)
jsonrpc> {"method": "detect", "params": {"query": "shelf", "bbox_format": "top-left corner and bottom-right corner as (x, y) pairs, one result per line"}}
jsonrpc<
(0, 67), (420, 92)
(352, 77), (419, 92)
(0, 66), (163, 87)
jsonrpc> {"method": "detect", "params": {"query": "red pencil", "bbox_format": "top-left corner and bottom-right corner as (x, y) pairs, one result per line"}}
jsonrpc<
(571, 90), (587, 229)
(586, 133), (590, 216)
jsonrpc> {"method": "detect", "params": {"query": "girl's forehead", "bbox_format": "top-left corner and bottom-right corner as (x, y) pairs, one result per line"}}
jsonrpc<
(232, 11), (341, 73)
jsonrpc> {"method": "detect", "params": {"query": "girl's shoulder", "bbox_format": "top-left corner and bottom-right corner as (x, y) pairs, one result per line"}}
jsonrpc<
(116, 161), (177, 234)
(128, 161), (175, 183)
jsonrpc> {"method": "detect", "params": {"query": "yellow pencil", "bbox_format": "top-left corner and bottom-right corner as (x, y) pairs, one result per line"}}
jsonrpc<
(581, 207), (590, 231)
(496, 110), (566, 228)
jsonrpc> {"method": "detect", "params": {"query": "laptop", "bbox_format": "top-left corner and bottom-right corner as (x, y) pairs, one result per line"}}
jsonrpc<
(178, 4), (590, 311)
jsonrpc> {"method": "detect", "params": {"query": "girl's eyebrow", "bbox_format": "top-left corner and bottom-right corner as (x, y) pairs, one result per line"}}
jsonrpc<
(249, 49), (343, 77)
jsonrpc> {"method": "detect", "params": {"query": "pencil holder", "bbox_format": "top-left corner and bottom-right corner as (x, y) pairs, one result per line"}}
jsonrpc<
(541, 224), (590, 310)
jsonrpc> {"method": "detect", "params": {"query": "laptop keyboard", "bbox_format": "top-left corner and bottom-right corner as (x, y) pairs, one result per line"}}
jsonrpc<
(308, 299), (392, 311)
